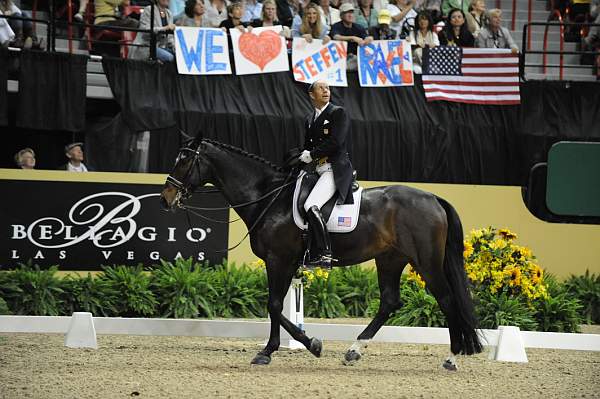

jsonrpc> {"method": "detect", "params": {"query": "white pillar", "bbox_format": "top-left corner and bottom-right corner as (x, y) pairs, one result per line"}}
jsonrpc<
(280, 278), (305, 350)
(64, 312), (98, 349)
(493, 325), (528, 362)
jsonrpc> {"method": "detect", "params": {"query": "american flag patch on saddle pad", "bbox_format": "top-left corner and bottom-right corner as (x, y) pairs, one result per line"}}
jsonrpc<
(338, 216), (352, 227)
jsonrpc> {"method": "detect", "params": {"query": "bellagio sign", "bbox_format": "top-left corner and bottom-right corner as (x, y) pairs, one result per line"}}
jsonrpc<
(0, 172), (228, 270)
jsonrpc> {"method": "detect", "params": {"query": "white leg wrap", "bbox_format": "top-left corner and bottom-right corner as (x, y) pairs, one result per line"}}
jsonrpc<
(348, 339), (370, 355)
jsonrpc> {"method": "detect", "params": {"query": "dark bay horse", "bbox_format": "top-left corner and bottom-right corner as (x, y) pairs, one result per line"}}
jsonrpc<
(160, 138), (482, 370)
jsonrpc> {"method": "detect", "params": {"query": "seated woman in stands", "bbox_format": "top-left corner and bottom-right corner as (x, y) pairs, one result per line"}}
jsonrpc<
(14, 148), (36, 170)
(0, 0), (35, 48)
(465, 0), (487, 38)
(250, 0), (291, 37)
(177, 0), (211, 26)
(475, 8), (518, 52)
(129, 0), (176, 62)
(409, 10), (439, 72)
(204, 0), (228, 28)
(219, 2), (248, 30)
(291, 2), (331, 43)
(438, 8), (474, 46)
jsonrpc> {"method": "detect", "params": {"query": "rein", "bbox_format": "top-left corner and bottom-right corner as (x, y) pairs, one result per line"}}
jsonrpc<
(167, 141), (298, 253)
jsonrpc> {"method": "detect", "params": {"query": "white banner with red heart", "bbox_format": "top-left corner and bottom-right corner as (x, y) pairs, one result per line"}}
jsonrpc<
(230, 26), (289, 75)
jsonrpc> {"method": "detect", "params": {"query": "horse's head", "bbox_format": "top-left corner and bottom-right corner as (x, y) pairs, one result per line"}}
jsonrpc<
(160, 138), (212, 211)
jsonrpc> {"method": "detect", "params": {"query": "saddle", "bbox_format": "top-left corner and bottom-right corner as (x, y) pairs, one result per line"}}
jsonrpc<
(292, 169), (363, 234)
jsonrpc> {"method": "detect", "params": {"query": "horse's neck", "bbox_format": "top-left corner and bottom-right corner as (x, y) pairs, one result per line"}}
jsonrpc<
(207, 149), (284, 224)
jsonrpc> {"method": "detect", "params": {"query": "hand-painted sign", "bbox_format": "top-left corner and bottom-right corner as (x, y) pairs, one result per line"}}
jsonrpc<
(174, 27), (232, 75)
(291, 38), (347, 87)
(230, 26), (289, 75)
(358, 40), (414, 87)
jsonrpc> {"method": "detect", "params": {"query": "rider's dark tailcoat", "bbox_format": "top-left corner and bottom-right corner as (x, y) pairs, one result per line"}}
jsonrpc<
(304, 103), (354, 205)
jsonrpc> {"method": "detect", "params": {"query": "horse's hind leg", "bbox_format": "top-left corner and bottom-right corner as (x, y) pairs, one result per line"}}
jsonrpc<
(343, 252), (406, 365)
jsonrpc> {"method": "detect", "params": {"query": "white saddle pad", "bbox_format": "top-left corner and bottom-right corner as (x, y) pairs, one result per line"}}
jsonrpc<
(292, 171), (363, 233)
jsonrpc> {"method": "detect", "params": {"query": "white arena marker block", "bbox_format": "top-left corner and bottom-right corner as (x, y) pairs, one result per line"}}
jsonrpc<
(494, 326), (528, 363)
(280, 279), (305, 350)
(64, 312), (98, 349)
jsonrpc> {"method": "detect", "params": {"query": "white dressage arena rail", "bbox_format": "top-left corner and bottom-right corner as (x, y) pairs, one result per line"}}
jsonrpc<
(1, 314), (599, 363)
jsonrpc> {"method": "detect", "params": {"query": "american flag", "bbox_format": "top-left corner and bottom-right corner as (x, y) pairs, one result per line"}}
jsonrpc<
(337, 216), (352, 227)
(422, 47), (520, 105)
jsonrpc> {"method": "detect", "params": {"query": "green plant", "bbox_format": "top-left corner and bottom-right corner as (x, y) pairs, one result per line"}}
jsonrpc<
(563, 270), (600, 324)
(210, 262), (267, 318)
(475, 290), (538, 331)
(541, 272), (564, 297)
(8, 264), (64, 316)
(303, 268), (346, 318)
(390, 283), (446, 327)
(61, 273), (119, 317)
(100, 265), (157, 317)
(0, 270), (21, 313)
(151, 258), (216, 318)
(336, 266), (379, 317)
(533, 292), (582, 333)
(0, 297), (11, 315)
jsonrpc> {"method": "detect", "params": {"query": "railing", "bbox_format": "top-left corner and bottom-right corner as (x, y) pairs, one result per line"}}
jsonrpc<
(542, 10), (564, 78)
(521, 21), (600, 81)
(2, 2), (157, 60)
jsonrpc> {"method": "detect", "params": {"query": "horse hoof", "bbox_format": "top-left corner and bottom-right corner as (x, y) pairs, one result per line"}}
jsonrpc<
(442, 359), (457, 371)
(251, 353), (271, 365)
(342, 350), (361, 366)
(309, 337), (322, 358)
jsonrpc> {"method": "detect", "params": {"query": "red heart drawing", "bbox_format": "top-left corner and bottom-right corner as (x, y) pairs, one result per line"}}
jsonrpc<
(238, 30), (282, 71)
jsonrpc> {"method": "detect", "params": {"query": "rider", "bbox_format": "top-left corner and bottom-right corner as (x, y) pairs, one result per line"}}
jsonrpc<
(298, 80), (354, 268)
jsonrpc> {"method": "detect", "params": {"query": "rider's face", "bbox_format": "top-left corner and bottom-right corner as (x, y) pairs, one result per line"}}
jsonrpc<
(309, 82), (331, 107)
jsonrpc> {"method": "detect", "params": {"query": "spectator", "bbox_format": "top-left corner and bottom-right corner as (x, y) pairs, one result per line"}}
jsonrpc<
(251, 0), (291, 36)
(94, 0), (139, 29)
(129, 0), (176, 62)
(292, 2), (330, 41)
(465, 0), (486, 37)
(441, 0), (468, 17)
(387, 0), (417, 39)
(204, 0), (228, 27)
(475, 8), (518, 52)
(354, 0), (379, 29)
(241, 0), (262, 23)
(582, 0), (599, 50)
(14, 148), (35, 170)
(219, 2), (248, 29)
(169, 0), (186, 21)
(331, 2), (372, 69)
(74, 0), (88, 22)
(0, 8), (15, 46)
(318, 0), (340, 26)
(368, 8), (397, 39)
(275, 0), (293, 27)
(409, 10), (438, 71)
(373, 0), (389, 12)
(414, 0), (441, 22)
(0, 0), (33, 48)
(438, 8), (474, 46)
(59, 143), (91, 172)
(177, 0), (211, 26)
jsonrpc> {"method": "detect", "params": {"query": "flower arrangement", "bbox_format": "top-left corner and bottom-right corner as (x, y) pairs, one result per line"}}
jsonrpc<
(463, 227), (547, 302)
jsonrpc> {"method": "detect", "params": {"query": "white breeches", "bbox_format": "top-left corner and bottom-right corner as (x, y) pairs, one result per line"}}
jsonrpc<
(304, 163), (336, 212)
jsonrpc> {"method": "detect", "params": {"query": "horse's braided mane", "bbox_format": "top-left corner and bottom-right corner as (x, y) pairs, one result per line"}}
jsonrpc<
(202, 138), (285, 173)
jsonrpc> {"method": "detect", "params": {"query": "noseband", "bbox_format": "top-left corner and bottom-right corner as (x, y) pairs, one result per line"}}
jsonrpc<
(166, 144), (202, 205)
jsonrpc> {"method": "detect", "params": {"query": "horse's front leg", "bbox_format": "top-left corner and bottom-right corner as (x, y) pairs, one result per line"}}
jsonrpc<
(251, 259), (295, 365)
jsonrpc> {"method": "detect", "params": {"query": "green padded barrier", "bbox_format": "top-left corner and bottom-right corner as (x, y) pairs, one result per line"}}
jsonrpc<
(547, 142), (600, 217)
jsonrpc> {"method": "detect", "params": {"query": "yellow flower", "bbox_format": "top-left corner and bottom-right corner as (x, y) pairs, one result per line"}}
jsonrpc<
(498, 228), (518, 240)
(406, 265), (426, 288)
(251, 259), (266, 268)
(463, 241), (474, 258)
(489, 239), (507, 251)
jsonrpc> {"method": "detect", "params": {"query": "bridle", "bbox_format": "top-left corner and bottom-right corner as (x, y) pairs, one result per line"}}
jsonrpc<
(165, 141), (298, 252)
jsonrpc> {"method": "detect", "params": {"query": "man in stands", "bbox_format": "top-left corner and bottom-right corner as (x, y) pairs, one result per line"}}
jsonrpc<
(330, 3), (373, 69)
(297, 80), (354, 268)
(475, 9), (518, 53)
(59, 142), (91, 172)
(94, 0), (139, 29)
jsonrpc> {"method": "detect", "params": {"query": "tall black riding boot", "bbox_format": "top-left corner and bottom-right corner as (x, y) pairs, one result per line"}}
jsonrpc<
(305, 205), (333, 268)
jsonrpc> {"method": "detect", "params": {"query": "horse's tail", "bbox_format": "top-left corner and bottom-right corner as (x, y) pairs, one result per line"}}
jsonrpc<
(436, 196), (483, 355)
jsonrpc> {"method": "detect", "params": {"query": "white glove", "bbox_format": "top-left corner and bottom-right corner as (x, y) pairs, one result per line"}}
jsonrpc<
(299, 150), (313, 164)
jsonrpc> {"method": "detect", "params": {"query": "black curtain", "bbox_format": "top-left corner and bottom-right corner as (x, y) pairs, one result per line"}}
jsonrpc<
(16, 51), (88, 132)
(0, 48), (9, 126)
(97, 58), (600, 185)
